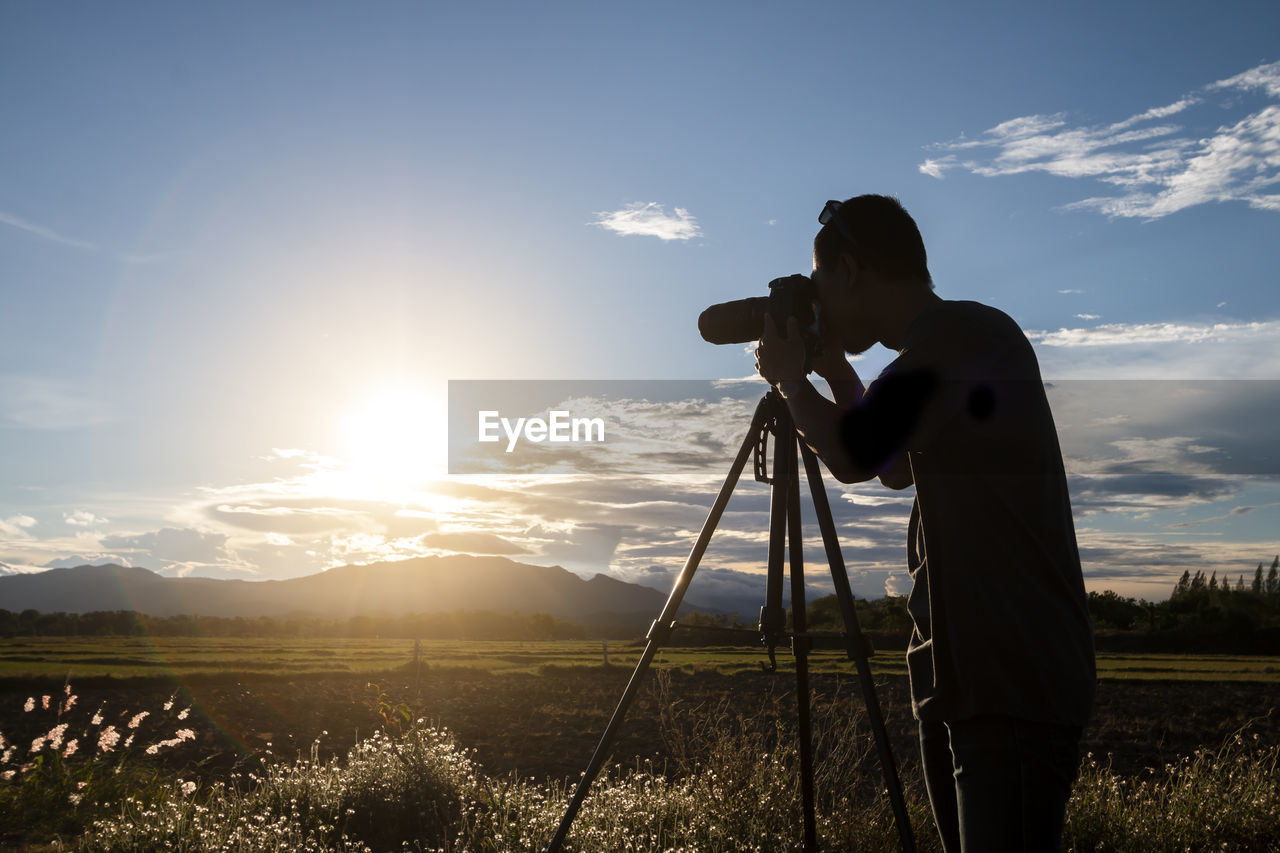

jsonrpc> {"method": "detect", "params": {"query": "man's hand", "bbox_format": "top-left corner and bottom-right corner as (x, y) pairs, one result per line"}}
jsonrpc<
(754, 314), (807, 384)
(809, 317), (856, 382)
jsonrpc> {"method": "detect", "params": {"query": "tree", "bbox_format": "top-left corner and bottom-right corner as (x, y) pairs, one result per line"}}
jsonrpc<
(1208, 571), (1218, 592)
(1267, 557), (1279, 597)
(1173, 570), (1191, 598)
(1255, 564), (1266, 595)
(1190, 570), (1207, 593)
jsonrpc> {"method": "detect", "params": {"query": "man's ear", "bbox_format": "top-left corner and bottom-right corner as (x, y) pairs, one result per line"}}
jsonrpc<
(839, 251), (859, 287)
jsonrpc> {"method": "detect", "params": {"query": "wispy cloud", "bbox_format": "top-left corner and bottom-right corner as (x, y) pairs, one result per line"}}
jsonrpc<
(1, 208), (170, 263)
(1028, 318), (1280, 378)
(0, 515), (38, 539)
(0, 210), (97, 251)
(921, 60), (1280, 220)
(591, 202), (702, 241)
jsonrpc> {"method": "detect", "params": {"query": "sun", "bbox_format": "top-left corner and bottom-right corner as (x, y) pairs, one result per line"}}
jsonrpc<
(338, 384), (445, 499)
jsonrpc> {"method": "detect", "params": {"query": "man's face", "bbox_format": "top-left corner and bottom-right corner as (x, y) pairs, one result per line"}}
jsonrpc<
(812, 249), (878, 356)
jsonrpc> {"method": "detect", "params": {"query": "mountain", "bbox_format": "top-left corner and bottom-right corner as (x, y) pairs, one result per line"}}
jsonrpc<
(0, 556), (697, 625)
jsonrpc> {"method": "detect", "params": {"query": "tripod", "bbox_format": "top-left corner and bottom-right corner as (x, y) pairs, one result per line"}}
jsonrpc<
(544, 390), (916, 853)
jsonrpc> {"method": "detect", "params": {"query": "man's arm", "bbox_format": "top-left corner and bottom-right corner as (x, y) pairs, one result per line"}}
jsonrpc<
(757, 316), (892, 484)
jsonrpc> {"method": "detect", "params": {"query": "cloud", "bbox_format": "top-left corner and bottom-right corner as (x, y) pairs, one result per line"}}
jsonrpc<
(99, 526), (243, 575)
(64, 510), (108, 528)
(421, 531), (531, 556)
(918, 158), (954, 179)
(0, 210), (97, 251)
(0, 514), (38, 538)
(591, 202), (702, 241)
(1028, 319), (1280, 378)
(921, 60), (1280, 219)
(1074, 314), (1100, 320)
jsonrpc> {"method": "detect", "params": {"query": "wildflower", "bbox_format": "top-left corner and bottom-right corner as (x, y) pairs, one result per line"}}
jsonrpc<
(63, 694), (77, 713)
(41, 695), (50, 710)
(29, 736), (46, 754)
(68, 793), (82, 806)
(0, 733), (5, 751)
(176, 728), (195, 742)
(23, 698), (34, 713)
(0, 770), (13, 781)
(177, 707), (190, 721)
(90, 707), (104, 726)
(47, 723), (68, 751)
(98, 726), (120, 753)
(1, 748), (11, 763)
(127, 711), (149, 729)
(163, 694), (176, 711)
(63, 739), (78, 758)
(179, 779), (196, 796)
(123, 734), (134, 749)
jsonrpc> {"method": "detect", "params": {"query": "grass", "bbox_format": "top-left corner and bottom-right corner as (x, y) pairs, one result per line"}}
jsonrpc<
(3, 637), (1278, 683)
(1, 672), (1277, 851)
(8, 684), (1267, 852)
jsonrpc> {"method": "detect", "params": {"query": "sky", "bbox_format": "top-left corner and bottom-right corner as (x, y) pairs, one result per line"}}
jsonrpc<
(2, 1), (1278, 606)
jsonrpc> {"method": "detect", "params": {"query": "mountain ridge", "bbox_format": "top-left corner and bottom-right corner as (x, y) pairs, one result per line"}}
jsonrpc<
(0, 555), (711, 623)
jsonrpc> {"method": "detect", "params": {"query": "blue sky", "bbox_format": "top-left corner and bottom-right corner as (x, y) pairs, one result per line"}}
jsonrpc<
(2, 2), (1278, 604)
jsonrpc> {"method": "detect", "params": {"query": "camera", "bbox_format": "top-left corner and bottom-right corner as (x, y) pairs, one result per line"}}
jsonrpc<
(698, 274), (823, 362)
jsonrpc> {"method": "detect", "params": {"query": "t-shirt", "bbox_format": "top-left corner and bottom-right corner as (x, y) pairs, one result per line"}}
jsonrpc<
(844, 300), (1096, 726)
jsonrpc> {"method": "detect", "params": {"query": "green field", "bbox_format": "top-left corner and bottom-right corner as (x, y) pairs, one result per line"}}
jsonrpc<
(1, 636), (1277, 682)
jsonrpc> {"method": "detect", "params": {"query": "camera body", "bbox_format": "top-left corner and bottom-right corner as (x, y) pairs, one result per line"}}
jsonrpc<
(698, 274), (824, 366)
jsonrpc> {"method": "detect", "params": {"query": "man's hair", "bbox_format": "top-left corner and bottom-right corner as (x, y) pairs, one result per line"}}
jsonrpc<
(815, 194), (933, 287)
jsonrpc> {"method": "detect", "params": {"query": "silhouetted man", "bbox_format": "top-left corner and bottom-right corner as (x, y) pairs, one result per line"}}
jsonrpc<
(754, 195), (1095, 852)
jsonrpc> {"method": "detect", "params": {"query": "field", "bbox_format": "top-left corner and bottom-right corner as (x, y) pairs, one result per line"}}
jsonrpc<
(3, 636), (1279, 682)
(1, 637), (1278, 850)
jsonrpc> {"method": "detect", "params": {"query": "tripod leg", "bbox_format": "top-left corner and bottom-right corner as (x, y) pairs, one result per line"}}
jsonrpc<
(799, 443), (918, 853)
(542, 398), (771, 853)
(786, 435), (819, 852)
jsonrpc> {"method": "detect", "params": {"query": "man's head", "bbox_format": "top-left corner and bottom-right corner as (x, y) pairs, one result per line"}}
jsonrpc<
(814, 194), (932, 287)
(811, 194), (936, 354)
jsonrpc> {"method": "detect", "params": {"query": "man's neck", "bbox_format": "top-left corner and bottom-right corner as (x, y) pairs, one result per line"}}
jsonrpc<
(880, 286), (942, 351)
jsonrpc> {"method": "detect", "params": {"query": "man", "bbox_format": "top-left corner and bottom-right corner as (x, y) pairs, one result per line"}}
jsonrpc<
(754, 194), (1095, 852)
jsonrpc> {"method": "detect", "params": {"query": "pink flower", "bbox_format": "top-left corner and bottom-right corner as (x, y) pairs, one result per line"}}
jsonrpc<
(179, 779), (196, 796)
(41, 696), (50, 711)
(163, 694), (175, 711)
(175, 729), (195, 742)
(0, 732), (5, 750)
(23, 698), (34, 713)
(127, 712), (149, 729)
(1, 770), (14, 781)
(63, 739), (78, 758)
(90, 708), (103, 726)
(63, 695), (77, 713)
(97, 726), (120, 753)
(123, 733), (134, 749)
(29, 736), (45, 754)
(177, 708), (190, 721)
(47, 724), (68, 751)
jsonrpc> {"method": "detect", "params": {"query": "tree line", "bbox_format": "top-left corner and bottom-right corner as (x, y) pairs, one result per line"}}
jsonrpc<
(3, 556), (1277, 652)
(0, 608), (594, 641)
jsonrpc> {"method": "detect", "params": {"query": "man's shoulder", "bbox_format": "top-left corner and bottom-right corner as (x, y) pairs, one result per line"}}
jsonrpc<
(904, 299), (1025, 350)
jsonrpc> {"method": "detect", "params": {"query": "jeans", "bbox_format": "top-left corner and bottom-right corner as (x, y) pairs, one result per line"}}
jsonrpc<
(919, 715), (1082, 853)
